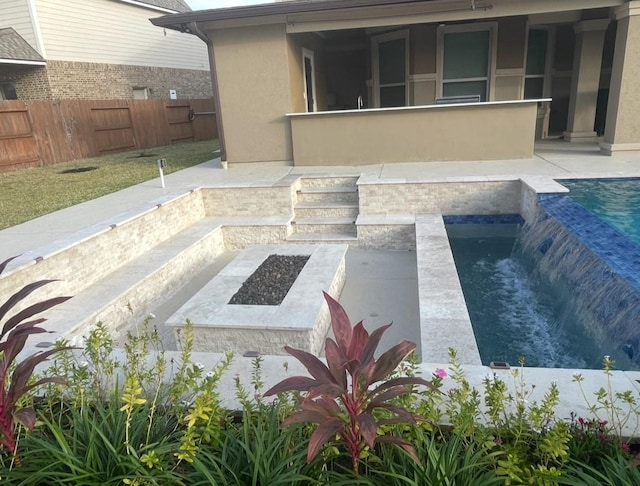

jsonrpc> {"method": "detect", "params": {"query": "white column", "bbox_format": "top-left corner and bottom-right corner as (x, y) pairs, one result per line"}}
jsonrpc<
(563, 19), (609, 142)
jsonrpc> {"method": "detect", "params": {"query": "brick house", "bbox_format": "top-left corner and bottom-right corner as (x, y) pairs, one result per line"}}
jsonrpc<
(0, 0), (212, 100)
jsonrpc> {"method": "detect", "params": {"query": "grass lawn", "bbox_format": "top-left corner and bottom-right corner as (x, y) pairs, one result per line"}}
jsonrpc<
(0, 139), (219, 230)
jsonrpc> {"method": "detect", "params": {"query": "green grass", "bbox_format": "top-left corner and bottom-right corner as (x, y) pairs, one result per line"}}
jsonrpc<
(0, 140), (219, 230)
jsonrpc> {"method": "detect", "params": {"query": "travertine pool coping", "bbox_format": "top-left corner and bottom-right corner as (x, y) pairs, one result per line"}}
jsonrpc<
(166, 244), (348, 355)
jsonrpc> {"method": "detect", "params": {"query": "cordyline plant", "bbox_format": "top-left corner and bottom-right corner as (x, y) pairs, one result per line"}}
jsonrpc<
(265, 292), (438, 473)
(0, 256), (72, 455)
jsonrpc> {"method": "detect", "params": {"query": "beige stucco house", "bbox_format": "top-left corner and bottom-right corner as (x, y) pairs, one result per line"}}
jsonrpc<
(0, 0), (212, 100)
(151, 0), (640, 165)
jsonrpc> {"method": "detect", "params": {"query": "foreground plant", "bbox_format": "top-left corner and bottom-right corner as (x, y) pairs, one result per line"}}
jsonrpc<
(573, 355), (640, 440)
(265, 292), (437, 473)
(0, 256), (72, 455)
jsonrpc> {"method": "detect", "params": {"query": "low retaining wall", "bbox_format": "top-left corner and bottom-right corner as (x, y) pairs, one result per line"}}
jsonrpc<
(1, 190), (205, 311)
(357, 177), (522, 215)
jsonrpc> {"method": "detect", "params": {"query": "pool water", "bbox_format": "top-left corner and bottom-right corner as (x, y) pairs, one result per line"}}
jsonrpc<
(561, 178), (640, 245)
(446, 223), (635, 370)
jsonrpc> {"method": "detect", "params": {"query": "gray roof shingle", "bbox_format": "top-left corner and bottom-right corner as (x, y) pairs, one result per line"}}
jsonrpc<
(135, 0), (192, 12)
(0, 28), (45, 62)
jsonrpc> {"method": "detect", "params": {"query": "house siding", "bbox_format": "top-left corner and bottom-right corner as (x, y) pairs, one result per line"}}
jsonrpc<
(34, 0), (208, 71)
(0, 0), (38, 52)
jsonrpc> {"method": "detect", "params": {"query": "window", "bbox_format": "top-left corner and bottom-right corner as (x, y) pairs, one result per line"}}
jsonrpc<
(372, 30), (409, 108)
(0, 82), (18, 100)
(438, 24), (496, 102)
(524, 29), (549, 99)
(132, 87), (149, 100)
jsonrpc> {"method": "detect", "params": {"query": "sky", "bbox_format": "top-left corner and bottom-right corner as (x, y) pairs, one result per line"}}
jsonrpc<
(187, 0), (274, 10)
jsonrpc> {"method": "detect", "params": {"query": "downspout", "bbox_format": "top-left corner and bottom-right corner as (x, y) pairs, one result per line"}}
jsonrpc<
(188, 21), (227, 164)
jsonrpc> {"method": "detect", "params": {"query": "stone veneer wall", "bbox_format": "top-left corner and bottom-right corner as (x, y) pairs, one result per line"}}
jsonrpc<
(70, 226), (226, 342)
(222, 225), (291, 250)
(415, 215), (482, 365)
(4, 61), (212, 100)
(358, 180), (522, 215)
(519, 176), (570, 222)
(201, 186), (295, 217)
(357, 217), (416, 251)
(0, 191), (205, 309)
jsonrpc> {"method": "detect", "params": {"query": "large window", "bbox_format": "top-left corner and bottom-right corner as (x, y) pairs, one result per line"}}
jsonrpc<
(372, 31), (408, 108)
(442, 29), (492, 101)
(524, 29), (549, 99)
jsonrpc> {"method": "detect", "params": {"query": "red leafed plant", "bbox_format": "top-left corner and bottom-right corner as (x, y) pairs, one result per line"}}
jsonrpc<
(0, 256), (72, 455)
(264, 291), (437, 473)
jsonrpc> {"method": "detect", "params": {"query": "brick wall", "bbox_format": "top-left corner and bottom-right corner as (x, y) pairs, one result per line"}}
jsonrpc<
(0, 65), (52, 99)
(2, 61), (213, 100)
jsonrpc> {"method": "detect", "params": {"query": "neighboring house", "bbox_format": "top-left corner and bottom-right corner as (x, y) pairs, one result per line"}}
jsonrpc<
(0, 0), (212, 100)
(152, 0), (640, 165)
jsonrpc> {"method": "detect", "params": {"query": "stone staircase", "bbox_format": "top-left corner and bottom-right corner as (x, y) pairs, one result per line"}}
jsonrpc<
(288, 176), (359, 244)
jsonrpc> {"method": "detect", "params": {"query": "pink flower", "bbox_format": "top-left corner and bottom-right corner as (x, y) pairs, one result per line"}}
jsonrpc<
(434, 368), (448, 379)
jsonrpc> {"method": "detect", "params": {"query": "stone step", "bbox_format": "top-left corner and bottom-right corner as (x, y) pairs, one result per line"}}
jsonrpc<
(35, 218), (227, 344)
(292, 221), (357, 234)
(295, 202), (359, 219)
(298, 176), (359, 190)
(296, 187), (359, 205)
(286, 232), (359, 245)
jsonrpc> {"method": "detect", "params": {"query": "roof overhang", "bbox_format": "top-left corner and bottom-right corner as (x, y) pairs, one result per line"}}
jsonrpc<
(0, 28), (46, 64)
(0, 59), (46, 66)
(150, 0), (626, 34)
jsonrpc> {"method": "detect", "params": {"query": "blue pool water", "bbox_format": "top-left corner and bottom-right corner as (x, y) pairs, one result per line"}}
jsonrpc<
(446, 223), (618, 369)
(446, 188), (640, 370)
(561, 178), (640, 245)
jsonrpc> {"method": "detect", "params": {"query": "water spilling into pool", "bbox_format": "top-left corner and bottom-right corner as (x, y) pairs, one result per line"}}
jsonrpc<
(448, 224), (599, 368)
(446, 189), (640, 370)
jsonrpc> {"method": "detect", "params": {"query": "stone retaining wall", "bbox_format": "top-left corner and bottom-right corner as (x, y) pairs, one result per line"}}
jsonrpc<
(1, 190), (205, 311)
(358, 179), (522, 215)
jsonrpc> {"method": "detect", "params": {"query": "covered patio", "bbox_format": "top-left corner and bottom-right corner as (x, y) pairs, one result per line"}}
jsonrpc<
(151, 0), (640, 166)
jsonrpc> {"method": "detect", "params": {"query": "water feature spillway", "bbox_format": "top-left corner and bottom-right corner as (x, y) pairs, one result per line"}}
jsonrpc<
(515, 194), (640, 369)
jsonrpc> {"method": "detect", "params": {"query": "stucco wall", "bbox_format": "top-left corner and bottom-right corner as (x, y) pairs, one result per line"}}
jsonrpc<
(604, 14), (640, 146)
(289, 101), (538, 165)
(210, 23), (293, 164)
(496, 17), (527, 70)
(410, 24), (437, 75)
(494, 17), (526, 101)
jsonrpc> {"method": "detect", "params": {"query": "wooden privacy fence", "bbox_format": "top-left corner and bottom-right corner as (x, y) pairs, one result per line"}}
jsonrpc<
(0, 99), (217, 171)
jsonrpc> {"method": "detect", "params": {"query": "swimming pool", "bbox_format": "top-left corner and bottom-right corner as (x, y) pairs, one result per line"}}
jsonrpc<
(445, 178), (640, 371)
(446, 221), (633, 369)
(560, 178), (640, 244)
